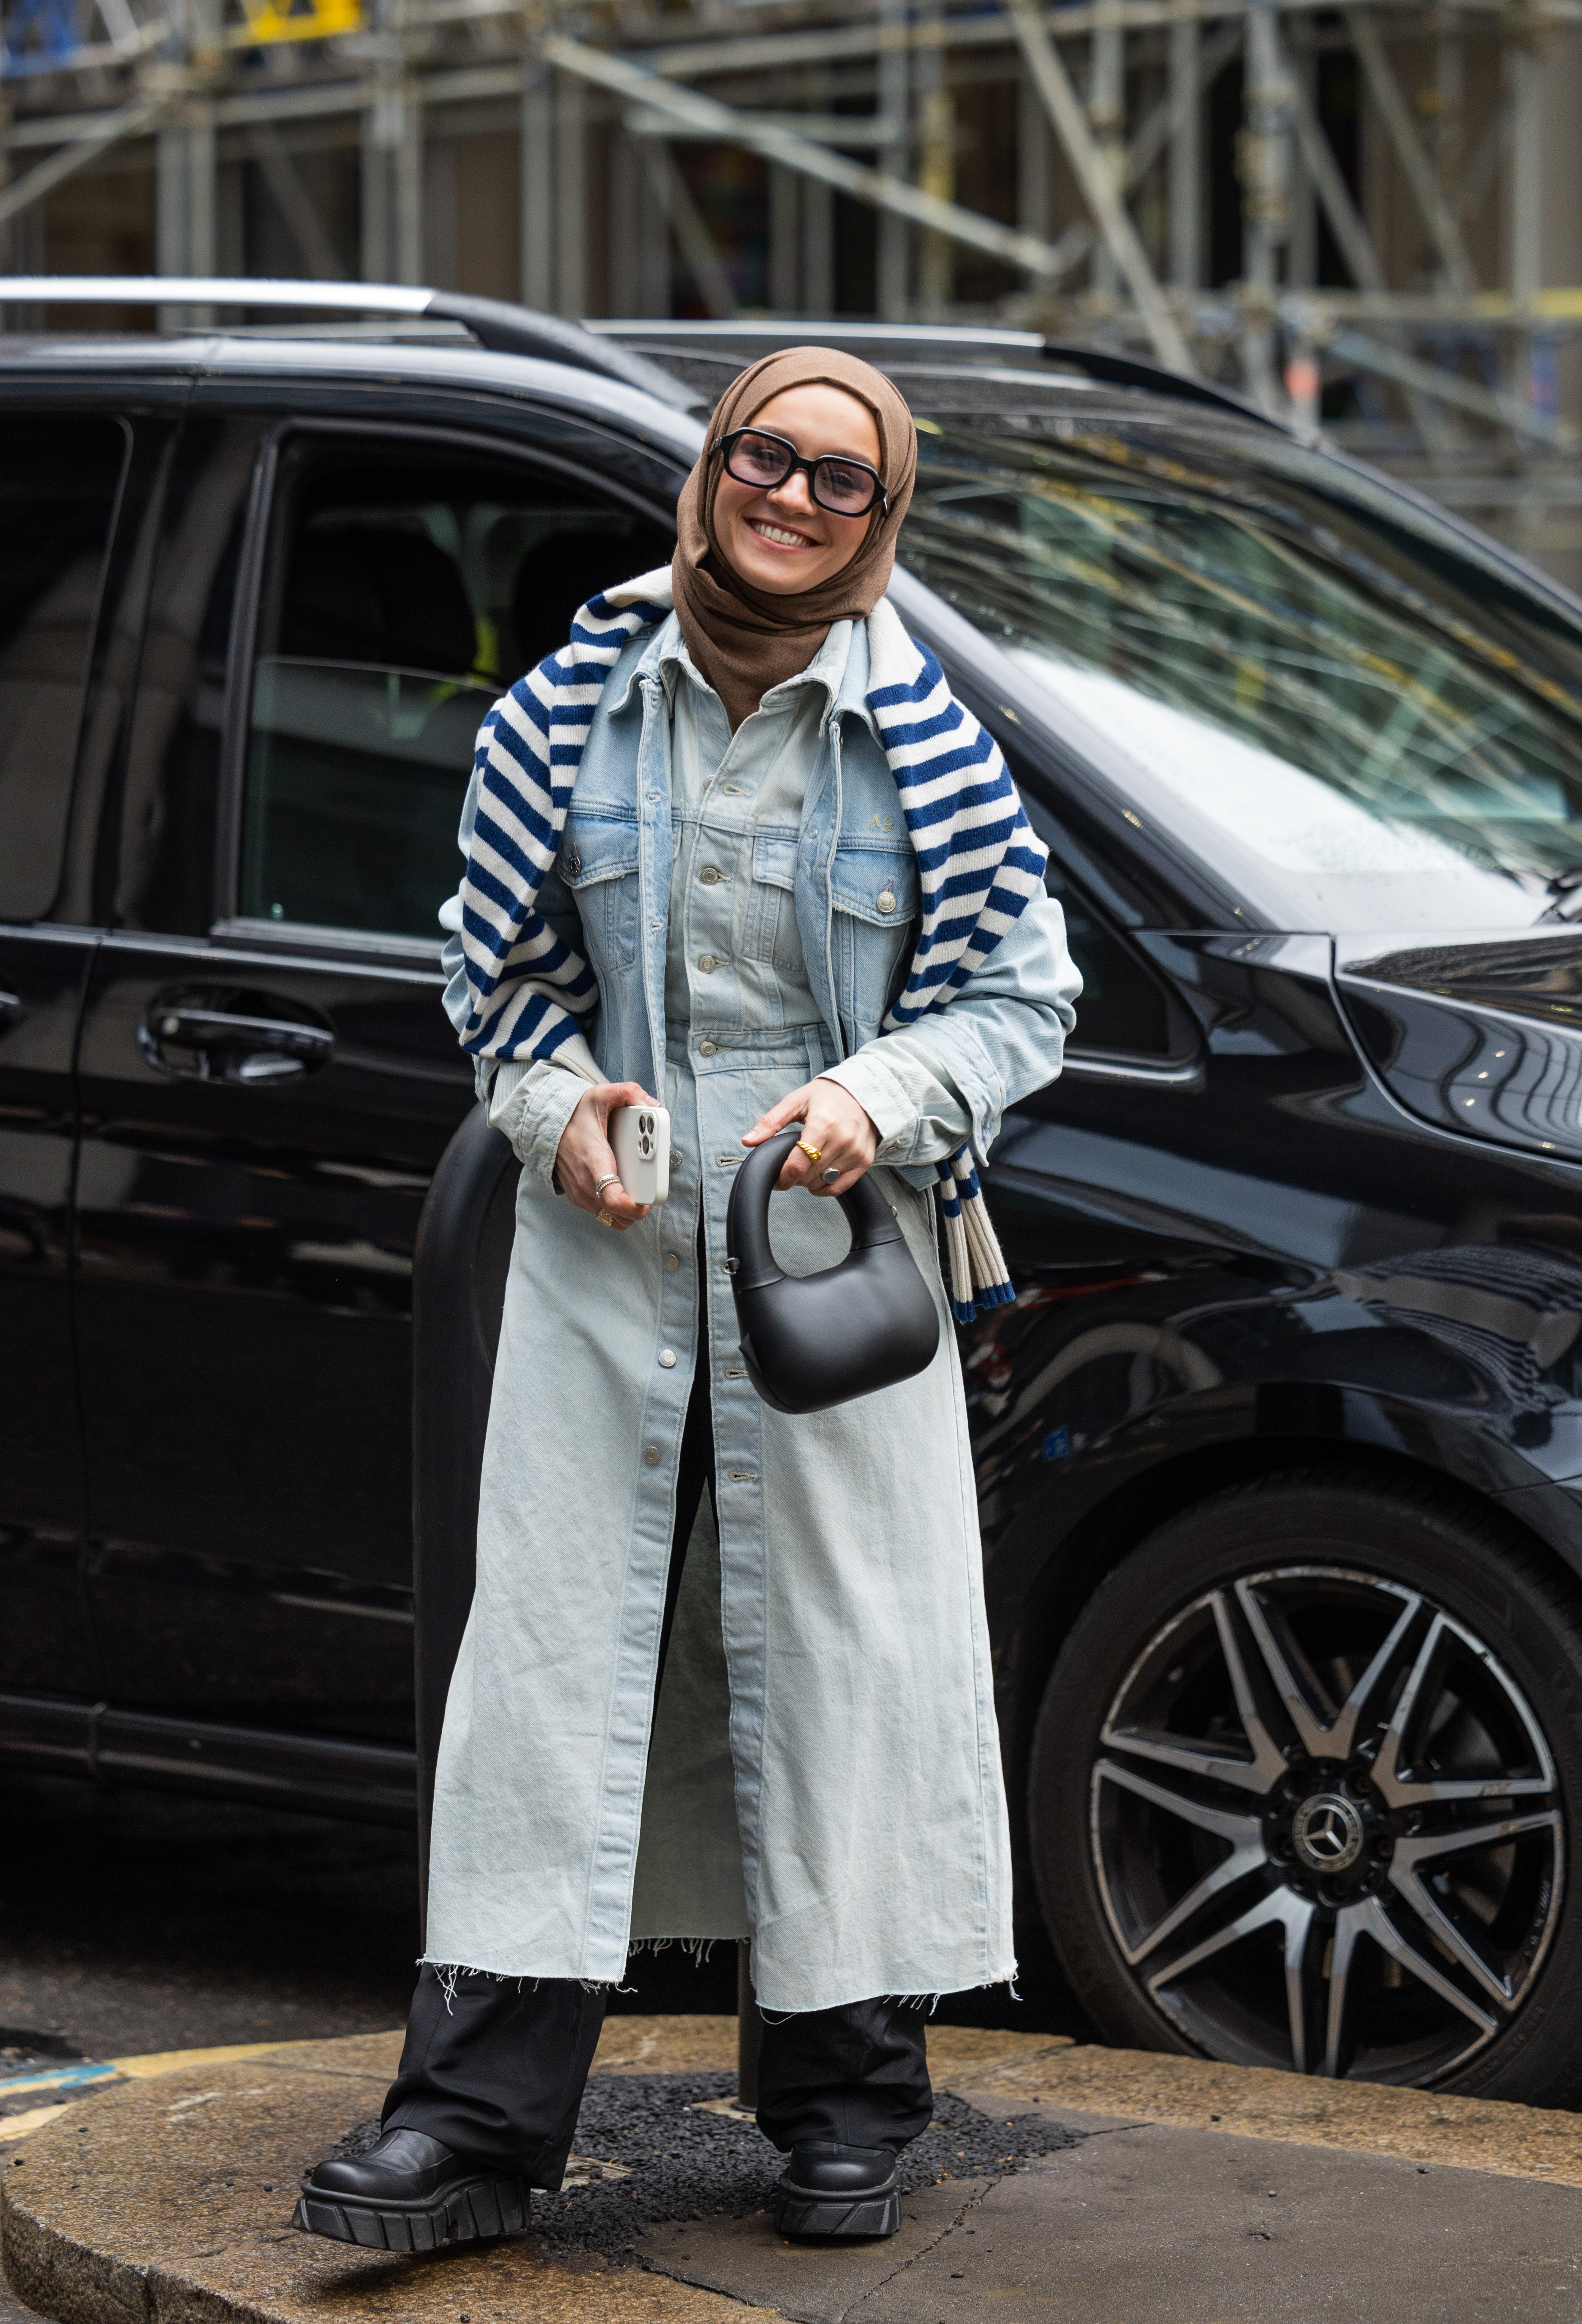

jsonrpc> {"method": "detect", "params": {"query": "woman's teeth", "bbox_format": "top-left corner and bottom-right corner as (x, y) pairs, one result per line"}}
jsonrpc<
(750, 519), (812, 548)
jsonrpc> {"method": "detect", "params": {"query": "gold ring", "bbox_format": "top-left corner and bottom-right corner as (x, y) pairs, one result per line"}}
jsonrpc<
(795, 1139), (823, 1165)
(596, 1207), (615, 1227)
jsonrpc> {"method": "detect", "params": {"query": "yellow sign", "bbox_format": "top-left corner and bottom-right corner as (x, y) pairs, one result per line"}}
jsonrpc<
(230, 0), (362, 46)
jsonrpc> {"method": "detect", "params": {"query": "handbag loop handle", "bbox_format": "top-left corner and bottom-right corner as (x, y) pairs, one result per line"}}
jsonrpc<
(725, 1124), (939, 1415)
(728, 1125), (905, 1292)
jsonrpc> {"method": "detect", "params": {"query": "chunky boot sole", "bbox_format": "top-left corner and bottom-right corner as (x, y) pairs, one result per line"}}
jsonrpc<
(773, 2182), (902, 2240)
(292, 2172), (529, 2250)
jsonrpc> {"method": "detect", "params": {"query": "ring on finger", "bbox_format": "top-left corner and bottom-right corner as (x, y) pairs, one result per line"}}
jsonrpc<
(596, 1207), (615, 1227)
(795, 1139), (823, 1166)
(822, 1166), (841, 1184)
(594, 1172), (619, 1197)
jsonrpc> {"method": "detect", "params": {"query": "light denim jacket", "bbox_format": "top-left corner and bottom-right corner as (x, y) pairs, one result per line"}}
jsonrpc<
(439, 599), (1080, 1195)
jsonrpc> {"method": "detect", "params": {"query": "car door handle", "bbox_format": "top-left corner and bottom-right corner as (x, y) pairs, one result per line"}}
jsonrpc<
(142, 1003), (335, 1084)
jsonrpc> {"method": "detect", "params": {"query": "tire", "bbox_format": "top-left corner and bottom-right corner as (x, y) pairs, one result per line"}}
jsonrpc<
(1029, 1470), (1582, 2103)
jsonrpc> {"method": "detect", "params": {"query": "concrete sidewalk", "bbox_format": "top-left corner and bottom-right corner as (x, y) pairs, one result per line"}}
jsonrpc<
(6, 2018), (1582, 2323)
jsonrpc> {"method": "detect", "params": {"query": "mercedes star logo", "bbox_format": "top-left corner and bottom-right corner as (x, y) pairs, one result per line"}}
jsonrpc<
(1291, 1791), (1366, 1874)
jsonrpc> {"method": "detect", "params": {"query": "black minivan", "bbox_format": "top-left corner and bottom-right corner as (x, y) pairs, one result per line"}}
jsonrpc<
(8, 281), (1582, 2106)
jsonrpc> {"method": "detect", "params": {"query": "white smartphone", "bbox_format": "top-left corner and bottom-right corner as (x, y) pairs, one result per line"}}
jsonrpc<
(609, 1102), (671, 1207)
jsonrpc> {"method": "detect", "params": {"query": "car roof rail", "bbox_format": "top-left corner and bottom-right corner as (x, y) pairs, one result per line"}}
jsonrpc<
(0, 276), (702, 411)
(600, 315), (1285, 427)
(1039, 341), (1287, 430)
(597, 317), (1048, 356)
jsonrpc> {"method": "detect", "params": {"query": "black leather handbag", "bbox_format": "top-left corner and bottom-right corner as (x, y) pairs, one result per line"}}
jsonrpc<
(724, 1124), (940, 1414)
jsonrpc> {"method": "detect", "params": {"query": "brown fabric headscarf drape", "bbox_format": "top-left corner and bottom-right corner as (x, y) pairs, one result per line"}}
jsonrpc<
(671, 346), (918, 731)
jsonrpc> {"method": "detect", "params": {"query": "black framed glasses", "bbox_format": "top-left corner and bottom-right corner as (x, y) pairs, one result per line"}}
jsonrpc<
(712, 427), (888, 519)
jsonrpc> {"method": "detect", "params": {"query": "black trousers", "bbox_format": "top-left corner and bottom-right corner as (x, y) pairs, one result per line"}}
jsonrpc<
(387, 1364), (933, 2181)
(383, 1969), (933, 2179)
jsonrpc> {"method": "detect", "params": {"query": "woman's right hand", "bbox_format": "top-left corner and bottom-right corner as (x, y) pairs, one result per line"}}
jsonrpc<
(554, 1081), (658, 1230)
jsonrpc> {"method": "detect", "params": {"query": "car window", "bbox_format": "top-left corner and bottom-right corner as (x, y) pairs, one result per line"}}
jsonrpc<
(0, 413), (129, 922)
(240, 436), (672, 943)
(903, 417), (1582, 933)
(1045, 862), (1172, 1057)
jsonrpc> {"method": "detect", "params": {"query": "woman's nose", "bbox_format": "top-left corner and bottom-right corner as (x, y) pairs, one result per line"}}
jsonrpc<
(768, 469), (817, 517)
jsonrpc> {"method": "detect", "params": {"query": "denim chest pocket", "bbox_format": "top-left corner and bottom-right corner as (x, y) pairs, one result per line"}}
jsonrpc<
(561, 809), (641, 969)
(831, 841), (920, 1025)
(740, 829), (803, 972)
(831, 841), (918, 928)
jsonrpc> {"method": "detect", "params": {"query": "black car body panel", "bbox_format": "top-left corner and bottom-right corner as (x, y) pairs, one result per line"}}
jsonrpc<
(8, 316), (1582, 2080)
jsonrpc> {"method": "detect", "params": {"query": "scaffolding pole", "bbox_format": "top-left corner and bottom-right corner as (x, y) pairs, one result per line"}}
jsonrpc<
(636, 132), (735, 318)
(1168, 10), (1202, 289)
(1007, 0), (1194, 370)
(1345, 5), (1476, 293)
(1239, 0), (1291, 412)
(539, 30), (1075, 284)
(0, 91), (159, 231)
(1088, 0), (1123, 297)
(520, 59), (552, 312)
(876, 0), (908, 318)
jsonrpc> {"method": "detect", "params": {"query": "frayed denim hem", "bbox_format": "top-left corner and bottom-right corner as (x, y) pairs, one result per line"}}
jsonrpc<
(624, 1936), (725, 1966)
(417, 1958), (635, 2011)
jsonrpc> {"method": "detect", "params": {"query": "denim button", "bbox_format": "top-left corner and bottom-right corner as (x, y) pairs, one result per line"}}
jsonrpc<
(659, 1349), (677, 1369)
(663, 1253), (680, 1271)
(697, 1040), (717, 1057)
(877, 888), (897, 914)
(700, 866), (723, 885)
(643, 1445), (661, 1466)
(566, 849), (582, 876)
(698, 954), (721, 972)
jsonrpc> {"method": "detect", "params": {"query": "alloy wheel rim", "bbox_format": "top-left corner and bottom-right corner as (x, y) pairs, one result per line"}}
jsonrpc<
(1088, 1565), (1565, 2083)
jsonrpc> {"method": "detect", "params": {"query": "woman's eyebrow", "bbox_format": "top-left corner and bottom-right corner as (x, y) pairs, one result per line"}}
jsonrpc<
(759, 431), (878, 464)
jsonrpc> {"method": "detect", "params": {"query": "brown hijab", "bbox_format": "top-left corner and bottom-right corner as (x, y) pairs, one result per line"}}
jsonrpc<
(671, 346), (918, 731)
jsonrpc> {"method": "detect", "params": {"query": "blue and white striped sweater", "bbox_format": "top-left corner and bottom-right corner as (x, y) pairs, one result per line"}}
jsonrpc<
(455, 571), (1046, 1322)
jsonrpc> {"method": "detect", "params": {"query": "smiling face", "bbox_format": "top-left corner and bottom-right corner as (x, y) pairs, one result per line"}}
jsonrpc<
(712, 383), (884, 596)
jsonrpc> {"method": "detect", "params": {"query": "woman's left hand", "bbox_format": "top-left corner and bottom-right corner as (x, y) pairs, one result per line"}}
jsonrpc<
(742, 1078), (879, 1195)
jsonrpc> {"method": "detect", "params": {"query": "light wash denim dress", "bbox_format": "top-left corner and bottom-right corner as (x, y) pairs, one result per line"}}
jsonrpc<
(424, 602), (1081, 2012)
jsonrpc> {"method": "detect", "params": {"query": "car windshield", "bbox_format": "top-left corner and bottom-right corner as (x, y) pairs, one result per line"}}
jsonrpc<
(901, 413), (1582, 931)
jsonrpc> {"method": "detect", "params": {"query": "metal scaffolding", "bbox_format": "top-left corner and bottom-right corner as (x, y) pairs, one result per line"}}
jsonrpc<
(3, 0), (1582, 579)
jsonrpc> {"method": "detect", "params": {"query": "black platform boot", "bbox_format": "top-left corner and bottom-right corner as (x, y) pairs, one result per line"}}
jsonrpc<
(757, 1995), (931, 2242)
(772, 2141), (901, 2239)
(294, 1966), (606, 2248)
(293, 2126), (530, 2250)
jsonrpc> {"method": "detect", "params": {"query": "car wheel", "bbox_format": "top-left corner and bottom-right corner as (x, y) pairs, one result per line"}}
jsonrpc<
(1029, 1471), (1582, 2100)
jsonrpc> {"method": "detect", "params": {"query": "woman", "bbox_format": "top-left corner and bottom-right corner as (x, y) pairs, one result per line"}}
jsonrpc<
(298, 349), (1080, 2252)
